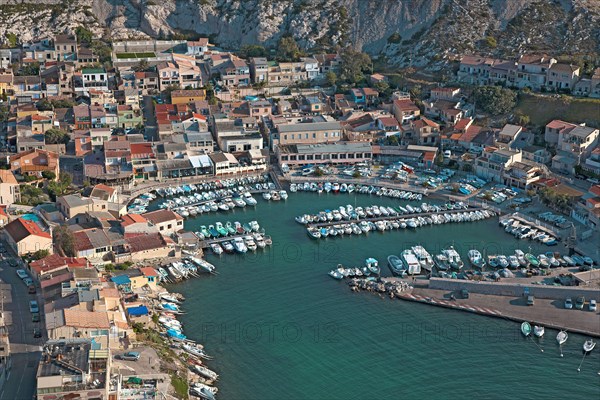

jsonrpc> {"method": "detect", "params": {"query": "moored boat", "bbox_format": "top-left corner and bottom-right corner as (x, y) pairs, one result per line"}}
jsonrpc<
(387, 255), (405, 276)
(533, 325), (545, 338)
(556, 330), (568, 345)
(401, 249), (421, 275)
(521, 321), (532, 337)
(365, 257), (380, 275)
(467, 249), (485, 268)
(583, 339), (596, 353)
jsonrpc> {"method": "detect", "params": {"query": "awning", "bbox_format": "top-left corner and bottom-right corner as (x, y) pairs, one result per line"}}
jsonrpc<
(127, 305), (149, 316)
(189, 155), (212, 168)
(111, 275), (131, 285)
(143, 165), (157, 172)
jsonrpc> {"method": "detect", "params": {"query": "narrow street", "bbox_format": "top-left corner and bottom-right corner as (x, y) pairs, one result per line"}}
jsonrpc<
(0, 251), (43, 400)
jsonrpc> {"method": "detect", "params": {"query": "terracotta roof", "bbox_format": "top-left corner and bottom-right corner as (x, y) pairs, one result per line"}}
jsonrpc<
(30, 254), (87, 275)
(453, 118), (472, 132)
(0, 170), (18, 184)
(459, 125), (483, 142)
(126, 233), (168, 253)
(142, 209), (182, 224)
(393, 99), (419, 112)
(63, 309), (110, 329)
(378, 117), (399, 127)
(121, 213), (147, 227)
(90, 184), (116, 200)
(545, 119), (577, 131)
(5, 217), (51, 242)
(99, 287), (120, 298)
(188, 38), (209, 46)
(590, 185), (600, 197)
(139, 266), (159, 277)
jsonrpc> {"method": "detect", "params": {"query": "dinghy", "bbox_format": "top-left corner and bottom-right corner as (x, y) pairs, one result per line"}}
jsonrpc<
(556, 330), (568, 345)
(583, 339), (596, 353)
(521, 321), (532, 337)
(533, 325), (545, 338)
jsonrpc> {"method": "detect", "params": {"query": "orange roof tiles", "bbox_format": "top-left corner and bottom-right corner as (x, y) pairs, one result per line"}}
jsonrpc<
(63, 309), (110, 329)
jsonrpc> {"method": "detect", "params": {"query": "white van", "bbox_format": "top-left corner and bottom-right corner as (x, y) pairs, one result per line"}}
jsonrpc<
(444, 150), (451, 158)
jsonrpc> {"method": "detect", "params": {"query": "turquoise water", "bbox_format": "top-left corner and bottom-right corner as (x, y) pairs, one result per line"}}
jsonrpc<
(21, 213), (41, 222)
(165, 192), (599, 399)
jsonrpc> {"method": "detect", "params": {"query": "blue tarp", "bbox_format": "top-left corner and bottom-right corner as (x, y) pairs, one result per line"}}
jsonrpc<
(127, 305), (149, 317)
(111, 275), (131, 285)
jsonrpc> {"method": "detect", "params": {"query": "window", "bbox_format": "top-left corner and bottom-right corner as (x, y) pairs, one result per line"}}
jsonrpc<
(312, 133), (316, 138)
(324, 132), (328, 138)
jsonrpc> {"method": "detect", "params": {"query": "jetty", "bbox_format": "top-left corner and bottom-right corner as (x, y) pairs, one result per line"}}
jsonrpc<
(500, 212), (561, 238)
(308, 206), (490, 228)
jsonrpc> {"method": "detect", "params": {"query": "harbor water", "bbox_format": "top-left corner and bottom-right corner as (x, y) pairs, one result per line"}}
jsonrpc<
(166, 192), (599, 399)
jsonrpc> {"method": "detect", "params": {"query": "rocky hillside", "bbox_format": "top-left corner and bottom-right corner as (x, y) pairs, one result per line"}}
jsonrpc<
(1, 0), (598, 68)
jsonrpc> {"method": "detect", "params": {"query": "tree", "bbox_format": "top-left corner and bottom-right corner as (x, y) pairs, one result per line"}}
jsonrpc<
(387, 32), (402, 44)
(386, 135), (399, 145)
(47, 171), (72, 199)
(325, 71), (337, 87)
(132, 60), (150, 73)
(472, 86), (517, 115)
(75, 26), (93, 44)
(44, 128), (70, 145)
(5, 33), (18, 48)
(91, 40), (112, 64)
(53, 225), (75, 257)
(37, 99), (53, 111)
(276, 36), (302, 62)
(41, 171), (56, 180)
(516, 113), (530, 126)
(485, 36), (497, 48)
(16, 62), (40, 76)
(239, 44), (268, 58)
(32, 249), (50, 260)
(339, 47), (372, 84)
(374, 80), (390, 96)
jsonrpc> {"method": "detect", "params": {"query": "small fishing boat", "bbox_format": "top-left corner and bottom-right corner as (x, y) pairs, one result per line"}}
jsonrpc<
(521, 321), (532, 337)
(307, 227), (321, 239)
(583, 339), (596, 353)
(387, 255), (405, 276)
(556, 330), (568, 345)
(190, 364), (219, 381)
(533, 325), (545, 338)
(525, 253), (540, 267)
(468, 249), (485, 268)
(328, 269), (344, 280)
(222, 241), (234, 253)
(208, 225), (220, 237)
(365, 258), (380, 275)
(215, 222), (228, 236)
(210, 243), (223, 255)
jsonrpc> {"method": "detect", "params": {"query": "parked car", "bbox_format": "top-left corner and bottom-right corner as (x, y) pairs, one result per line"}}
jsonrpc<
(33, 328), (42, 338)
(28, 285), (36, 294)
(564, 297), (573, 309)
(29, 300), (39, 313)
(16, 269), (28, 279)
(32, 312), (40, 322)
(589, 299), (596, 312)
(575, 296), (585, 310)
(23, 277), (33, 287)
(7, 259), (17, 267)
(460, 289), (469, 299)
(527, 295), (535, 306)
(118, 352), (140, 361)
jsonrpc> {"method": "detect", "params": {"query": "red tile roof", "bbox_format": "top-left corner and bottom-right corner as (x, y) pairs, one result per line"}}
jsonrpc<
(5, 217), (51, 242)
(139, 266), (159, 277)
(30, 254), (88, 275)
(121, 213), (147, 227)
(590, 185), (600, 197)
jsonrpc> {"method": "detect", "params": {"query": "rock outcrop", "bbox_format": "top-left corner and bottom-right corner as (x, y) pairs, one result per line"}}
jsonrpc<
(1, 0), (598, 68)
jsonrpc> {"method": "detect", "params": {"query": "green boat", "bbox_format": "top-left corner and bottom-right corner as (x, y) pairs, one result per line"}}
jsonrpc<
(525, 253), (539, 267)
(225, 221), (236, 235)
(521, 321), (532, 337)
(243, 222), (252, 233)
(200, 225), (211, 238)
(215, 222), (229, 236)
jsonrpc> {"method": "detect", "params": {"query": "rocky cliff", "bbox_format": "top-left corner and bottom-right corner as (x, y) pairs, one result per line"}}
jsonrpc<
(1, 0), (598, 66)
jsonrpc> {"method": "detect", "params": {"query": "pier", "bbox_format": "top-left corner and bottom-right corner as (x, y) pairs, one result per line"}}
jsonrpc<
(198, 232), (272, 249)
(500, 212), (561, 238)
(307, 206), (490, 228)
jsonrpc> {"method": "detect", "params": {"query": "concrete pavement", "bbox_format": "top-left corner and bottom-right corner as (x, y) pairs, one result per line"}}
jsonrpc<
(142, 95), (157, 142)
(0, 251), (43, 400)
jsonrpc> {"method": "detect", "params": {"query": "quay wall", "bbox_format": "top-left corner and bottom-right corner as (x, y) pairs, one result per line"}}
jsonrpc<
(428, 278), (598, 300)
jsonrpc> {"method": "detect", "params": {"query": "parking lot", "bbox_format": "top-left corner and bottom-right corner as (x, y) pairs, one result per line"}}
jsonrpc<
(111, 346), (162, 376)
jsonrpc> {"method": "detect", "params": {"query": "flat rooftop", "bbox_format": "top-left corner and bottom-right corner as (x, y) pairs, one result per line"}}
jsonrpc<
(281, 141), (372, 154)
(38, 341), (90, 378)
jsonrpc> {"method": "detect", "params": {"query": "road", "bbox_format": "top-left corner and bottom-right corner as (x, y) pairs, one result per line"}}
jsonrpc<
(142, 95), (158, 142)
(0, 249), (43, 400)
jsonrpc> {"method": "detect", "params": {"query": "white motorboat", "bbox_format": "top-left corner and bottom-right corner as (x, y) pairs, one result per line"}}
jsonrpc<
(210, 243), (223, 255)
(556, 330), (568, 345)
(401, 249), (421, 275)
(233, 237), (248, 253)
(583, 339), (596, 353)
(468, 249), (485, 269)
(533, 325), (545, 338)
(412, 246), (434, 272)
(190, 364), (219, 380)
